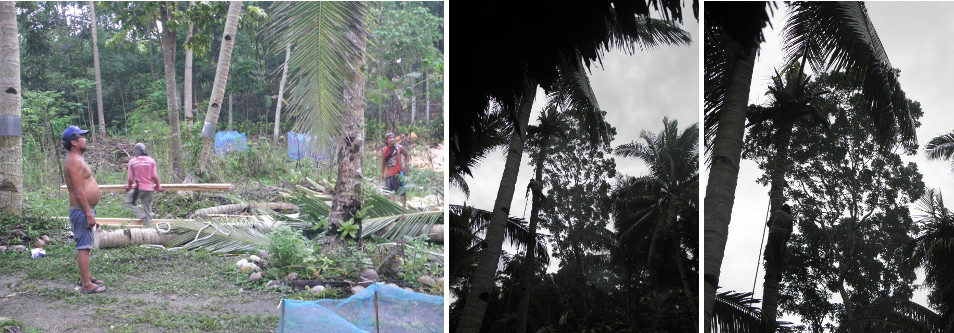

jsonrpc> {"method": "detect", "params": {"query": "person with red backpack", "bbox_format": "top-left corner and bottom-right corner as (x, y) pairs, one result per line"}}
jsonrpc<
(381, 133), (410, 208)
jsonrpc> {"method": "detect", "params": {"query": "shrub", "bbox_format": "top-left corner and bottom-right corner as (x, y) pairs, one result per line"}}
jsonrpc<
(266, 226), (316, 270)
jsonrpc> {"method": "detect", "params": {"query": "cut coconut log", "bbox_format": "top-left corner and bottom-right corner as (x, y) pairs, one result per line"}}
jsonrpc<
(94, 228), (179, 249)
(193, 202), (298, 217)
(59, 183), (232, 193)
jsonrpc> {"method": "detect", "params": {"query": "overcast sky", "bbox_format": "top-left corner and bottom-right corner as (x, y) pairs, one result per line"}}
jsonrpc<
(704, 2), (954, 327)
(449, 10), (699, 271)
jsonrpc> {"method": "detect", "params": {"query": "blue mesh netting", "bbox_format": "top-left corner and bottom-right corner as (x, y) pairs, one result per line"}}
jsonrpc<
(278, 283), (444, 333)
(287, 131), (332, 160)
(213, 131), (248, 155)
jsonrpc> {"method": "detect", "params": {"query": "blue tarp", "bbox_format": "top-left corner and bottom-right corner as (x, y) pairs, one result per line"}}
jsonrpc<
(287, 131), (331, 160)
(213, 131), (248, 155)
(278, 283), (444, 333)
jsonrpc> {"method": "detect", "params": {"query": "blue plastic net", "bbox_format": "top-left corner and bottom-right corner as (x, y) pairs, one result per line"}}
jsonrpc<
(278, 283), (444, 333)
(287, 131), (331, 160)
(213, 131), (248, 155)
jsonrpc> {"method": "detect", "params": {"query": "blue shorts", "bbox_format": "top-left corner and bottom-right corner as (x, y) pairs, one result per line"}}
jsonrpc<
(68, 208), (95, 250)
(385, 175), (405, 194)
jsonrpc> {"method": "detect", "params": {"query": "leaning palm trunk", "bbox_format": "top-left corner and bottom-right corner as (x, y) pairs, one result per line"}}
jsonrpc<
(703, 38), (756, 332)
(159, 3), (185, 182)
(457, 81), (536, 333)
(90, 1), (105, 137)
(761, 117), (795, 330)
(198, 1), (242, 174)
(327, 29), (367, 236)
(512, 131), (550, 333)
(0, 2), (21, 215)
(183, 0), (195, 129)
(273, 43), (290, 143)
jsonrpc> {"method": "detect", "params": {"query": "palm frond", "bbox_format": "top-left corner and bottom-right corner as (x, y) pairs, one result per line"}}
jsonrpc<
(449, 204), (548, 262)
(838, 299), (941, 333)
(362, 211), (443, 240)
(265, 2), (371, 152)
(162, 217), (274, 253)
(607, 16), (692, 54)
(711, 290), (762, 333)
(784, 2), (915, 148)
(925, 131), (954, 162)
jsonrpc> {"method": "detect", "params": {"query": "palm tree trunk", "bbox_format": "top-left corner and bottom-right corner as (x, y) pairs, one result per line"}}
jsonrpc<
(183, 0), (194, 129)
(273, 43), (290, 143)
(457, 81), (536, 333)
(90, 1), (105, 137)
(703, 37), (757, 332)
(424, 71), (429, 122)
(326, 29), (367, 238)
(761, 117), (795, 331)
(158, 3), (185, 182)
(198, 1), (242, 174)
(512, 132), (550, 333)
(0, 1), (22, 216)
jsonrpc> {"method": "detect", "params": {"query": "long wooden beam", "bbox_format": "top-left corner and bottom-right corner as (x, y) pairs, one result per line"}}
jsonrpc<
(55, 217), (192, 227)
(59, 183), (232, 193)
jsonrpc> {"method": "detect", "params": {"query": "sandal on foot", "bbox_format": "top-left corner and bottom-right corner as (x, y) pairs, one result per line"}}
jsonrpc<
(79, 285), (107, 294)
(76, 278), (104, 286)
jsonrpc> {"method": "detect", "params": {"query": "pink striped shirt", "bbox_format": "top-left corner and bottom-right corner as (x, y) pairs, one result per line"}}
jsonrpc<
(127, 156), (159, 191)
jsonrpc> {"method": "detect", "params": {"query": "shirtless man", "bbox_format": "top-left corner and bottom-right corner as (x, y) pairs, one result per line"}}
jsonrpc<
(62, 126), (106, 294)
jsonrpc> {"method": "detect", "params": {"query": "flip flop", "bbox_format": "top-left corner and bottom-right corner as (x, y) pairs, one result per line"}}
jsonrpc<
(79, 285), (107, 294)
(76, 278), (104, 286)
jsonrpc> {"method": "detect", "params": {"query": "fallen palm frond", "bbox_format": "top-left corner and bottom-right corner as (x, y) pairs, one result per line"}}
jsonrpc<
(193, 202), (299, 217)
(362, 211), (444, 241)
(161, 217), (276, 253)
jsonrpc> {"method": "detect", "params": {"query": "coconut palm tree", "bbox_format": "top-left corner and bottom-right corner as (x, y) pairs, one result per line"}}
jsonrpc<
(455, 13), (693, 331)
(703, 3), (916, 330)
(0, 1), (21, 215)
(266, 2), (372, 237)
(747, 66), (829, 329)
(908, 189), (954, 331)
(612, 118), (698, 291)
(197, 1), (242, 174)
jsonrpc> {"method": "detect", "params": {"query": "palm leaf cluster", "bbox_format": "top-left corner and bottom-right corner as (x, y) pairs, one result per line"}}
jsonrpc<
(712, 290), (762, 333)
(925, 131), (954, 165)
(841, 299), (941, 333)
(908, 189), (954, 331)
(611, 118), (698, 288)
(264, 2), (371, 150)
(449, 204), (548, 284)
(163, 217), (274, 253)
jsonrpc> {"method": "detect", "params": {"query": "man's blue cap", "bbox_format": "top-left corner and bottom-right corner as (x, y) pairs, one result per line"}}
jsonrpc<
(62, 126), (89, 141)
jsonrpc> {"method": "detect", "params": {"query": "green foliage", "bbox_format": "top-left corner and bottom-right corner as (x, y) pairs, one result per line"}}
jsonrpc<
(266, 226), (316, 269)
(337, 219), (359, 239)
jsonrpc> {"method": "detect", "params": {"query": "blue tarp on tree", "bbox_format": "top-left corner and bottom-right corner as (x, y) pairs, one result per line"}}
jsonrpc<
(277, 283), (443, 333)
(287, 131), (331, 160)
(214, 131), (248, 155)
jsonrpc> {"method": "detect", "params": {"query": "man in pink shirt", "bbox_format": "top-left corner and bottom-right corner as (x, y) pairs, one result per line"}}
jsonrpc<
(125, 143), (164, 226)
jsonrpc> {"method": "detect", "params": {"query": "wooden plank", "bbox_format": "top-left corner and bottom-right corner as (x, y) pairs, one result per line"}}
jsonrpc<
(59, 183), (232, 193)
(54, 217), (193, 227)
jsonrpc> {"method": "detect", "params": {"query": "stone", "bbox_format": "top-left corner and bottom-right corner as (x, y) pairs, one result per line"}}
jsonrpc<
(351, 285), (365, 295)
(32, 239), (45, 248)
(40, 235), (50, 243)
(437, 277), (444, 287)
(248, 272), (262, 282)
(248, 255), (261, 263)
(235, 259), (249, 268)
(404, 287), (414, 292)
(358, 268), (379, 287)
(239, 263), (259, 274)
(257, 250), (269, 260)
(387, 283), (400, 289)
(170, 295), (177, 301)
(265, 280), (281, 289)
(12, 245), (26, 253)
(416, 276), (436, 287)
(309, 285), (325, 294)
(0, 246), (6, 253)
(284, 272), (298, 281)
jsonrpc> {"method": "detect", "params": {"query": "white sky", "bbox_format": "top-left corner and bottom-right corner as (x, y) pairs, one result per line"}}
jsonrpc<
(704, 2), (954, 328)
(449, 9), (699, 273)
